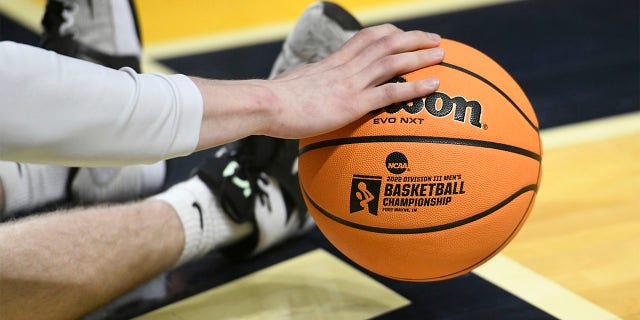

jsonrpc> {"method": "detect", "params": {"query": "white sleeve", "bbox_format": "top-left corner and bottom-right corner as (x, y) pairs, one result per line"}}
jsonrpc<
(0, 41), (203, 166)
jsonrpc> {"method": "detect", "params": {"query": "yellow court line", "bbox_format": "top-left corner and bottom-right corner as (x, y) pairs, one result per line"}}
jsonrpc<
(143, 0), (521, 60)
(0, 0), (43, 33)
(540, 111), (640, 150)
(142, 23), (292, 61)
(141, 57), (175, 74)
(474, 254), (621, 320)
(356, 0), (520, 27)
(1, 0), (521, 68)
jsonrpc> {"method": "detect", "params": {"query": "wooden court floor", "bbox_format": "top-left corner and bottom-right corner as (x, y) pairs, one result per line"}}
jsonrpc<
(0, 0), (638, 319)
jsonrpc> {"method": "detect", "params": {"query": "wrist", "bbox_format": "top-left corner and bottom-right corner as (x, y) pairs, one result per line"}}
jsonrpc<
(242, 79), (279, 137)
(192, 77), (278, 149)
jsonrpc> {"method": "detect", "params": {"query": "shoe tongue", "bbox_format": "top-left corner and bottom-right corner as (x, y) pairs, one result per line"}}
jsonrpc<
(244, 136), (280, 167)
(322, 2), (363, 31)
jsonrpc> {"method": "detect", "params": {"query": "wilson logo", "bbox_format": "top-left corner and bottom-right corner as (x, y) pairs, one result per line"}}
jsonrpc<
(381, 76), (483, 128)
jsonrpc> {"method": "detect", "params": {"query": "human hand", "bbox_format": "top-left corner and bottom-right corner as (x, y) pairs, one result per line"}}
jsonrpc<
(260, 24), (444, 139)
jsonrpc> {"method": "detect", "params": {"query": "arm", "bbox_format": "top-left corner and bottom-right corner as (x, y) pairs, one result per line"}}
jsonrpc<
(0, 200), (183, 320)
(1, 24), (442, 166)
(0, 41), (202, 167)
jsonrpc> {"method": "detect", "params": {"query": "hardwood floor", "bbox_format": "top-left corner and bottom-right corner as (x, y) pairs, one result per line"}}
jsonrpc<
(0, 0), (637, 318)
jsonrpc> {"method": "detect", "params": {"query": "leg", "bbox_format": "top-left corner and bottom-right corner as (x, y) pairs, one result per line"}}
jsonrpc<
(0, 175), (253, 320)
(0, 200), (183, 319)
(0, 162), (69, 220)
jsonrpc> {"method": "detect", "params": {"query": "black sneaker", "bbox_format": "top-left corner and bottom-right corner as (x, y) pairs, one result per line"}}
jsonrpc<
(197, 1), (363, 257)
(40, 0), (142, 71)
(196, 136), (314, 258)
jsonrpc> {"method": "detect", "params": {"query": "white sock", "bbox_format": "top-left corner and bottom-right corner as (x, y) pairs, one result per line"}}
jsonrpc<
(0, 161), (69, 216)
(71, 161), (166, 204)
(151, 176), (253, 267)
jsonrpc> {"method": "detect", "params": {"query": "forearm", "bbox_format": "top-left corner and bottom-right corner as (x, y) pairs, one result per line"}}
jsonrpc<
(0, 200), (183, 320)
(0, 41), (202, 167)
(1, 25), (443, 166)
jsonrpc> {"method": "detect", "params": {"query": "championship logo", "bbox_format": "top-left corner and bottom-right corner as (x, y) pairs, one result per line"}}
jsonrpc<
(349, 175), (382, 215)
(386, 152), (408, 174)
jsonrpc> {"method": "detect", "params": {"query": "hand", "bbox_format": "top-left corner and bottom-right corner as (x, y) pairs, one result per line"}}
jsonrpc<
(193, 24), (444, 150)
(261, 24), (444, 139)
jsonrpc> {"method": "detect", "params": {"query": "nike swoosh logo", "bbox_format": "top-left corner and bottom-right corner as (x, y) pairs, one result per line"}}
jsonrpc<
(192, 202), (204, 230)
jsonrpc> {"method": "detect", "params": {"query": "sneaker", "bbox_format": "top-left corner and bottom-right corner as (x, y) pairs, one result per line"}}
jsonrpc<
(269, 1), (362, 78)
(194, 2), (362, 257)
(40, 0), (142, 71)
(196, 137), (313, 258)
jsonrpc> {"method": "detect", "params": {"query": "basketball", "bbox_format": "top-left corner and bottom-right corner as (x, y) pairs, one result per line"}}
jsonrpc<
(298, 39), (542, 281)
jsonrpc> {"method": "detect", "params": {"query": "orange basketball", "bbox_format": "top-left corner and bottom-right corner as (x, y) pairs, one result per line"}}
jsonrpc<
(298, 39), (542, 281)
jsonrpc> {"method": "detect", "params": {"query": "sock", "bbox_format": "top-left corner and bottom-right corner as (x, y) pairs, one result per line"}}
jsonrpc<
(151, 176), (253, 267)
(71, 161), (166, 204)
(140, 162), (167, 194)
(0, 162), (69, 217)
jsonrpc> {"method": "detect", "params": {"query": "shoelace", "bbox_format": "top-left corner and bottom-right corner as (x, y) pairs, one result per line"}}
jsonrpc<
(219, 147), (273, 218)
(58, 1), (79, 36)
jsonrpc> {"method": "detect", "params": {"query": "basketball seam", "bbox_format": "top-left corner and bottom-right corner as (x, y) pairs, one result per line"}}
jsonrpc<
(299, 135), (541, 161)
(302, 184), (538, 234)
(439, 62), (539, 133)
(390, 189), (537, 281)
(353, 174), (383, 180)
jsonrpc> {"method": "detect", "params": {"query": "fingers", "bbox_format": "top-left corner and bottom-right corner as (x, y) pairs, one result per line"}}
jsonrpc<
(323, 24), (436, 71)
(345, 27), (442, 71)
(328, 24), (404, 64)
(285, 24), (441, 82)
(342, 25), (443, 112)
(363, 47), (444, 87)
(359, 77), (440, 112)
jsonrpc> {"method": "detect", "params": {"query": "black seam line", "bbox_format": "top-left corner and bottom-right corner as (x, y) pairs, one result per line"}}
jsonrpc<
(299, 135), (541, 162)
(390, 183), (537, 282)
(303, 184), (538, 235)
(353, 174), (383, 180)
(439, 61), (539, 133)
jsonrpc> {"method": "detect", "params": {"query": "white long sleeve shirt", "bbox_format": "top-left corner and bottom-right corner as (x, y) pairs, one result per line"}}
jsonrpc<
(0, 41), (203, 166)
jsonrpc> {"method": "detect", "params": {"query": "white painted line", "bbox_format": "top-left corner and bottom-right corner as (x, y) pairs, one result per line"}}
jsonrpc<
(475, 254), (621, 320)
(541, 111), (640, 150)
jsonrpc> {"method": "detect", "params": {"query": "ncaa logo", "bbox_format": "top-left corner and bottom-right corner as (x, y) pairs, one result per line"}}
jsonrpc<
(386, 152), (408, 174)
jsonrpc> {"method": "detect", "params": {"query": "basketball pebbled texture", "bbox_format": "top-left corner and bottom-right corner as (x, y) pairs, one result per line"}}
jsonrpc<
(298, 39), (542, 281)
